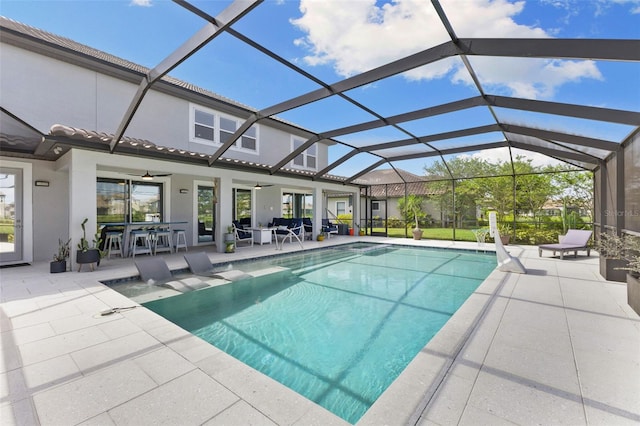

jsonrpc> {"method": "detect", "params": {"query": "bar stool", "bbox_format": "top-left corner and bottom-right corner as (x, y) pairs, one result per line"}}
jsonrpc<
(129, 229), (152, 257)
(173, 229), (188, 252)
(104, 231), (124, 259)
(153, 228), (173, 255)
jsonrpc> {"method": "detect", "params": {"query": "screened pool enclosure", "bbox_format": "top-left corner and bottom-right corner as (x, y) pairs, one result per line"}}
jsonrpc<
(1, 0), (638, 242)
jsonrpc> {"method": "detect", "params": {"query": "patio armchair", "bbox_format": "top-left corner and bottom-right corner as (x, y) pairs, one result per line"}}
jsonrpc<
(233, 223), (254, 247)
(303, 218), (313, 240)
(322, 219), (339, 238)
(274, 218), (304, 248)
(538, 229), (592, 260)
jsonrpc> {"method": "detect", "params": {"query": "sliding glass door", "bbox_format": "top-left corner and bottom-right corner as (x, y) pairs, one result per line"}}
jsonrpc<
(0, 168), (22, 263)
(197, 185), (215, 243)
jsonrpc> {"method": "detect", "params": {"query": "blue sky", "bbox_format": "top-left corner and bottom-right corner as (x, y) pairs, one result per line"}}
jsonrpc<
(1, 0), (639, 176)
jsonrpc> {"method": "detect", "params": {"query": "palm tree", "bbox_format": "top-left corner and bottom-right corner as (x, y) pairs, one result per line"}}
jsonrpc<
(399, 195), (425, 239)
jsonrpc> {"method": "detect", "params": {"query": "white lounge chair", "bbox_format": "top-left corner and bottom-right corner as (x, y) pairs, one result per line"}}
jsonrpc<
(538, 229), (592, 260)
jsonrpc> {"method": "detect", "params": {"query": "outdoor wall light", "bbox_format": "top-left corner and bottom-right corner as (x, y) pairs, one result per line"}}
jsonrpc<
(35, 180), (49, 187)
(179, 189), (189, 194)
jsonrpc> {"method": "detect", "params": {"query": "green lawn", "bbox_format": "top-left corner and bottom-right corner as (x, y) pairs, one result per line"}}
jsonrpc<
(371, 227), (477, 242)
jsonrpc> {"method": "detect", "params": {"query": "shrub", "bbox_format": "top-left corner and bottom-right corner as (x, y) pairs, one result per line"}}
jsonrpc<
(514, 229), (561, 245)
(387, 216), (404, 228)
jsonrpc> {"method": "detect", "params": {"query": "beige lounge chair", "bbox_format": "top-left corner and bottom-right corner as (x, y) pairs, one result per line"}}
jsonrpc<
(538, 229), (592, 260)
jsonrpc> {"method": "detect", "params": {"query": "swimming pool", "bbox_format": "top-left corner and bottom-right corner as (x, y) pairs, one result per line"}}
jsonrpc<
(141, 244), (496, 424)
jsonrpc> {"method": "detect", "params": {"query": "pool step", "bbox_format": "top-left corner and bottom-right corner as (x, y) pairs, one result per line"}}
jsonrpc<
(272, 250), (351, 273)
(290, 253), (362, 276)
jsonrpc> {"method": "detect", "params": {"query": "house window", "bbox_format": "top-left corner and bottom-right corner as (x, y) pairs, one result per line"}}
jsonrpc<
(194, 108), (214, 142)
(219, 117), (236, 145)
(372, 201), (380, 211)
(240, 126), (257, 151)
(336, 201), (346, 216)
(292, 138), (316, 170)
(219, 115), (258, 152)
(190, 105), (258, 152)
(97, 178), (163, 223)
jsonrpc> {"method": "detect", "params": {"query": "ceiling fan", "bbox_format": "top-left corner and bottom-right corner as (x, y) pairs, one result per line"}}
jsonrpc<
(128, 170), (172, 181)
(253, 182), (274, 189)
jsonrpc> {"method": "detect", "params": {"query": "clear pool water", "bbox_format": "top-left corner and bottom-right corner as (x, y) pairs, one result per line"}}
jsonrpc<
(143, 244), (495, 423)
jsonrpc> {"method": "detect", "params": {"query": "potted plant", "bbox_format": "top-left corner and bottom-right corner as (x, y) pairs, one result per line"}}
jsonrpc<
(317, 233), (325, 241)
(402, 195), (424, 240)
(50, 238), (71, 273)
(76, 218), (102, 269)
(618, 234), (640, 315)
(224, 225), (235, 241)
(498, 224), (511, 245)
(594, 231), (627, 282)
(224, 225), (235, 253)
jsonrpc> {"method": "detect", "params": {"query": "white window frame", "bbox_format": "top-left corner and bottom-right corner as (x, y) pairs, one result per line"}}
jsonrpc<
(190, 105), (216, 145)
(219, 113), (259, 153)
(290, 137), (317, 171)
(189, 104), (259, 154)
(336, 201), (346, 216)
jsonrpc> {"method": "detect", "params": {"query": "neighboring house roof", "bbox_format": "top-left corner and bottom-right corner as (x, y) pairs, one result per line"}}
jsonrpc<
(354, 169), (444, 198)
(353, 169), (424, 185)
(367, 182), (443, 198)
(542, 201), (563, 210)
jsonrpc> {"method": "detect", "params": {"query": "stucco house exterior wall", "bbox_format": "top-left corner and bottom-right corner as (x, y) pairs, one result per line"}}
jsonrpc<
(0, 18), (357, 264)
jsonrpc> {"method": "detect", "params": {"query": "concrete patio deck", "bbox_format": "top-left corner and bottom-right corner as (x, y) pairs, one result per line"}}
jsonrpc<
(1, 237), (639, 425)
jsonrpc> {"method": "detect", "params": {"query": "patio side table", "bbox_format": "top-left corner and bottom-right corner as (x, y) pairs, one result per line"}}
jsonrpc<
(251, 227), (275, 245)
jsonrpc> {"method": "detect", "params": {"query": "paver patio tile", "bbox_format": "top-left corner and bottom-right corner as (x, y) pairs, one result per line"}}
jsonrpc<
(0, 341), (21, 373)
(18, 326), (110, 366)
(482, 342), (580, 394)
(212, 358), (327, 425)
(71, 330), (162, 373)
(466, 367), (586, 425)
(202, 400), (277, 426)
(575, 351), (640, 422)
(457, 403), (517, 426)
(9, 301), (84, 330)
(133, 346), (196, 385)
(76, 411), (117, 426)
(0, 322), (55, 347)
(32, 360), (157, 425)
(1, 396), (39, 426)
(17, 354), (81, 396)
(421, 372), (475, 425)
(97, 316), (143, 340)
(107, 369), (238, 425)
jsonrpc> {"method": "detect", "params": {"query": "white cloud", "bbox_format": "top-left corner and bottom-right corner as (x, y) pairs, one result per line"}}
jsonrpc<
(546, 0), (640, 16)
(291, 0), (603, 99)
(454, 57), (603, 98)
(606, 0), (640, 13)
(130, 0), (152, 7)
